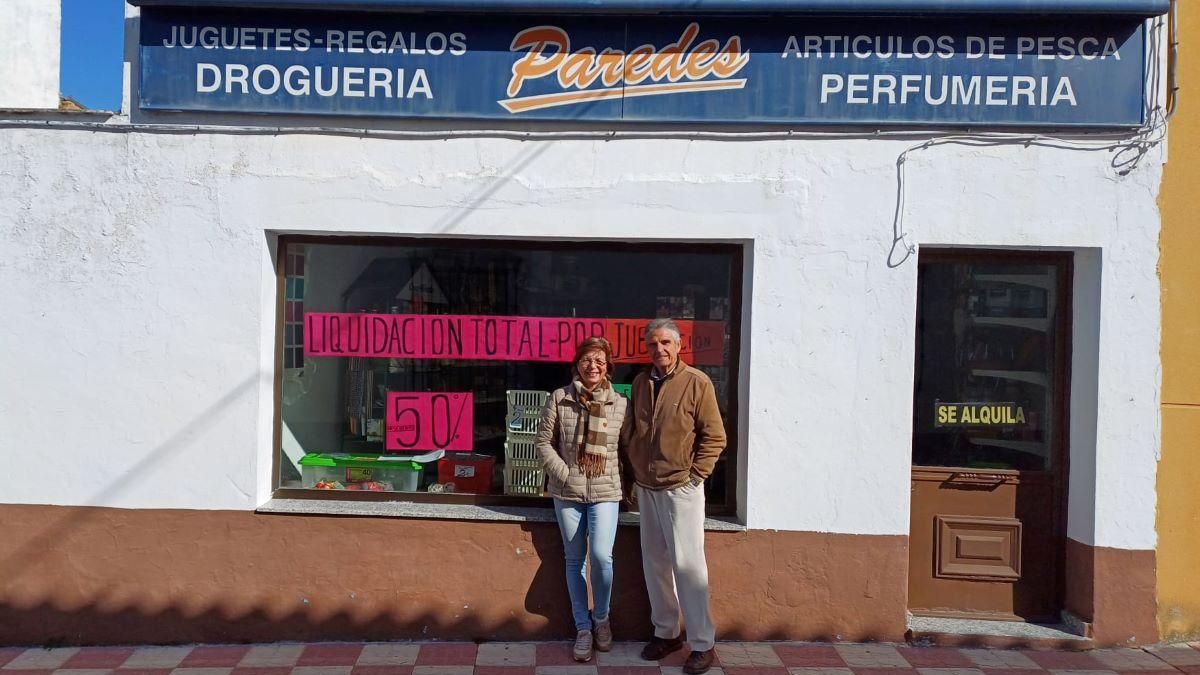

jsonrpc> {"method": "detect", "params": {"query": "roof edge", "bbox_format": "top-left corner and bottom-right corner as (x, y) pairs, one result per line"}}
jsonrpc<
(127, 0), (1168, 16)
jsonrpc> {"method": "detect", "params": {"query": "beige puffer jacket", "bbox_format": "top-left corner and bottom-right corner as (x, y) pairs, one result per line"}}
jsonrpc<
(535, 383), (627, 503)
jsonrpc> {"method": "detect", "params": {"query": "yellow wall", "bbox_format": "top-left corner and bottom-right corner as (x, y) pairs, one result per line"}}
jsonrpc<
(1158, 0), (1200, 643)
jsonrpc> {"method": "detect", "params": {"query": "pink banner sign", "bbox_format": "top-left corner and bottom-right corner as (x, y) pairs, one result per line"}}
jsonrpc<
(304, 313), (725, 365)
(385, 392), (474, 452)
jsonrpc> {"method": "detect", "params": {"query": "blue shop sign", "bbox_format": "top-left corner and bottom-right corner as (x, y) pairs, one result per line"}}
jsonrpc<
(138, 8), (1147, 126)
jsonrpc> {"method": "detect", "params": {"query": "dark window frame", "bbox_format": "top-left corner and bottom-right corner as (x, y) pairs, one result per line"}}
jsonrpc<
(271, 233), (745, 516)
(912, 248), (1073, 477)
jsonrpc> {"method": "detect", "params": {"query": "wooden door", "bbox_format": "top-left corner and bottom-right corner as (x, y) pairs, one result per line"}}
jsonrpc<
(908, 251), (1070, 622)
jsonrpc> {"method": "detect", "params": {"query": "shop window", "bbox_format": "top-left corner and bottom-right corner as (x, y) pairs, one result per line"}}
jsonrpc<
(275, 237), (742, 514)
(283, 244), (306, 370)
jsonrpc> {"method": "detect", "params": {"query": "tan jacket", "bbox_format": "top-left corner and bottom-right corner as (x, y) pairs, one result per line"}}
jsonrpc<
(535, 384), (627, 503)
(621, 362), (727, 490)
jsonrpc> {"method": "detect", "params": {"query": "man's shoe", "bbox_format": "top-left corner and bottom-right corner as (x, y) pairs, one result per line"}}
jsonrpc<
(640, 635), (684, 661)
(593, 618), (613, 652)
(573, 629), (594, 662)
(683, 649), (715, 675)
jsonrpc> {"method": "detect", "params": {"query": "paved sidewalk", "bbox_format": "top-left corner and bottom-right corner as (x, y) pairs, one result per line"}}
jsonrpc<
(2, 642), (1200, 675)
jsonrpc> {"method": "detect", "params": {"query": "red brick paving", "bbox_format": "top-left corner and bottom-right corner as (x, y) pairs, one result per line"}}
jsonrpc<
(61, 648), (137, 669)
(1023, 651), (1107, 669)
(596, 667), (660, 675)
(297, 644), (366, 667)
(230, 667), (297, 675)
(180, 646), (254, 668)
(0, 641), (1194, 675)
(850, 669), (918, 675)
(351, 667), (415, 675)
(533, 644), (579, 666)
(0, 650), (27, 669)
(773, 645), (847, 668)
(896, 648), (974, 668)
(722, 667), (790, 675)
(413, 644), (479, 666)
(472, 667), (536, 675)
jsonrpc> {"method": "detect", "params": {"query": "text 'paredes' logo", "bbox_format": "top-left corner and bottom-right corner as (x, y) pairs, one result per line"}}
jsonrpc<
(500, 23), (750, 113)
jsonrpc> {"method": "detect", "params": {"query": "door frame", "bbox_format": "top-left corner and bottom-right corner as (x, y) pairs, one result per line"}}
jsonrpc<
(909, 247), (1074, 621)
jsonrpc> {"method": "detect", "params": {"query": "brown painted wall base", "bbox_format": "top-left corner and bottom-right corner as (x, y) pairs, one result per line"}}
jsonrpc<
(1063, 537), (1157, 646)
(0, 505), (908, 647)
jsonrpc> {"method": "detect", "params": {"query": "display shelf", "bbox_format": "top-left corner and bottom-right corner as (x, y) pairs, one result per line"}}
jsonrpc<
(972, 273), (1055, 291)
(970, 316), (1050, 331)
(971, 369), (1049, 387)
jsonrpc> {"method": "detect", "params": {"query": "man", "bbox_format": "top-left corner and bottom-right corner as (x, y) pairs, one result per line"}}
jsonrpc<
(621, 318), (727, 675)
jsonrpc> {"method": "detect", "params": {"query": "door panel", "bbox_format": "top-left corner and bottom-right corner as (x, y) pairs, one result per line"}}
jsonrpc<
(908, 253), (1070, 623)
(909, 469), (1058, 620)
(935, 514), (1022, 581)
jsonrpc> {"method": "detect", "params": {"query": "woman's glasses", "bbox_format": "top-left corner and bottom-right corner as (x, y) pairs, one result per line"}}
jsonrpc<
(578, 358), (607, 368)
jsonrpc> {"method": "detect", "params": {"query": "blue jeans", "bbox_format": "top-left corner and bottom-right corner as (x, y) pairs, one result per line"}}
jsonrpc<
(552, 498), (619, 631)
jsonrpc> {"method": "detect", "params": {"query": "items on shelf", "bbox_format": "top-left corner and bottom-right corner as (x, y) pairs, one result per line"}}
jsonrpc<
(344, 357), (375, 437)
(503, 464), (546, 496)
(435, 453), (496, 494)
(505, 438), (539, 470)
(503, 390), (549, 496)
(299, 453), (424, 492)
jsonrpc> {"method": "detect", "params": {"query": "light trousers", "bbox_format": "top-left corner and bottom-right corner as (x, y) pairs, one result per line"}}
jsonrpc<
(553, 498), (619, 631)
(637, 482), (715, 652)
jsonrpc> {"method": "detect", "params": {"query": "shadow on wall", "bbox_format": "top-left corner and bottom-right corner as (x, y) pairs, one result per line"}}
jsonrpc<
(0, 602), (898, 649)
(0, 499), (909, 647)
(0, 517), (609, 646)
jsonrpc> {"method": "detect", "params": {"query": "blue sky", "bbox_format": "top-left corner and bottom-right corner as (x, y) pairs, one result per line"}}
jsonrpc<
(61, 0), (126, 110)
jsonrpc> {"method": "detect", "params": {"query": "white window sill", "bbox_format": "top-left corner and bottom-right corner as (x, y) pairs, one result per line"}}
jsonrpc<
(257, 498), (746, 531)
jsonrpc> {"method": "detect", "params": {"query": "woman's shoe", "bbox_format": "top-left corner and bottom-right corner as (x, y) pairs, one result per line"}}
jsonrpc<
(573, 629), (594, 662)
(593, 618), (613, 652)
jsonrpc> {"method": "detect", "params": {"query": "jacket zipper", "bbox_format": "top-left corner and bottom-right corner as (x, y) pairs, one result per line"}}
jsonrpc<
(579, 397), (591, 503)
(648, 372), (668, 479)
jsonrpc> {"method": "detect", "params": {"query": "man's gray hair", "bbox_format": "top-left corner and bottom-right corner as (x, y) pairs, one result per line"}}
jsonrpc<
(644, 318), (682, 343)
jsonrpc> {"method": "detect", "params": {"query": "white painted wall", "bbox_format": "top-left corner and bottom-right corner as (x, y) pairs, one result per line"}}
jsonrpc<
(0, 122), (1162, 550)
(0, 0), (60, 110)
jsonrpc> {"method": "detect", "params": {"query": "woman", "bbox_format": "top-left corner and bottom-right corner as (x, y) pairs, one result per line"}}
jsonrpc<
(535, 336), (627, 662)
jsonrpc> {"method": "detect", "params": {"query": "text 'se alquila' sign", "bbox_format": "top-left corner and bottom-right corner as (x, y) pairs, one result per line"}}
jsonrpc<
(935, 402), (1029, 427)
(138, 8), (1146, 126)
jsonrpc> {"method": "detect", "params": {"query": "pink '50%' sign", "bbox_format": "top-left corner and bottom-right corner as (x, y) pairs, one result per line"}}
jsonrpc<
(385, 392), (474, 452)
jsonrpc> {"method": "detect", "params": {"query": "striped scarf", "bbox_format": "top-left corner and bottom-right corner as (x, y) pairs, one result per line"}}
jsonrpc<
(573, 379), (611, 478)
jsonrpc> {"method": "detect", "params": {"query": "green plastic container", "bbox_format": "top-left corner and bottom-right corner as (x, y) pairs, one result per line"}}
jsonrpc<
(298, 453), (423, 492)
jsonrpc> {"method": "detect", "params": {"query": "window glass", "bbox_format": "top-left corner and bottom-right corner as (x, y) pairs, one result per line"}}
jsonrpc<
(277, 239), (739, 509)
(912, 261), (1060, 472)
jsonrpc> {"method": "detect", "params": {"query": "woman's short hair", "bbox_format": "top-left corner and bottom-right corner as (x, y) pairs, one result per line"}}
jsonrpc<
(572, 336), (615, 381)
